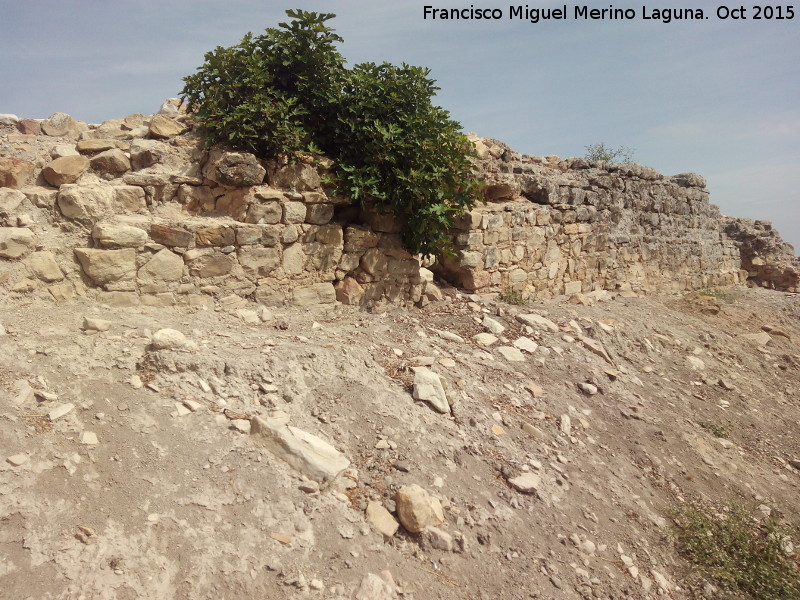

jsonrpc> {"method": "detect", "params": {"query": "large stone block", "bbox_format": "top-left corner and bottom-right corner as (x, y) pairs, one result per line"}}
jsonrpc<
(138, 249), (184, 282)
(57, 184), (114, 225)
(305, 203), (334, 225)
(90, 149), (131, 176)
(43, 155), (90, 187)
(24, 251), (63, 282)
(292, 282), (336, 306)
(148, 114), (185, 139)
(74, 248), (136, 285)
(0, 158), (36, 188)
(150, 224), (193, 247)
(246, 200), (282, 224)
(195, 225), (235, 247)
(251, 414), (349, 486)
(92, 223), (148, 248)
(270, 162), (321, 191)
(203, 149), (265, 186)
(0, 227), (37, 259)
(185, 252), (234, 278)
(238, 247), (280, 277)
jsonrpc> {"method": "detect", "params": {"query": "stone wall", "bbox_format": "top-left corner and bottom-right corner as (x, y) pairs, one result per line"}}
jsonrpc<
(434, 137), (750, 298)
(0, 107), (430, 308)
(1, 106), (798, 307)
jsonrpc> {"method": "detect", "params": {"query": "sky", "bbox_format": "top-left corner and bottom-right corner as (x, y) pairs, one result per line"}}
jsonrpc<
(2, 0), (798, 251)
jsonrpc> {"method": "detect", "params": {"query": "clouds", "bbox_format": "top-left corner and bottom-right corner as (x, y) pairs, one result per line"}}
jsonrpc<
(1, 1), (797, 248)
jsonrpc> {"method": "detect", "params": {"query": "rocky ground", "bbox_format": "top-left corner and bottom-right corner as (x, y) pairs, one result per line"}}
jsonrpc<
(1, 283), (799, 599)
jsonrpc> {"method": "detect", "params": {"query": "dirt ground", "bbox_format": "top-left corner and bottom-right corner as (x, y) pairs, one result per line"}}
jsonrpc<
(1, 284), (799, 599)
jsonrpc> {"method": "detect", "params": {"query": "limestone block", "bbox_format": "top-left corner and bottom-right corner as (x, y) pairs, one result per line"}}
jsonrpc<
(360, 248), (389, 276)
(215, 188), (251, 220)
(564, 280), (583, 295)
(185, 252), (235, 278)
(114, 186), (147, 213)
(0, 189), (26, 219)
(203, 149), (265, 186)
(412, 367), (449, 413)
(305, 203), (334, 225)
(178, 184), (215, 212)
(76, 139), (120, 153)
(251, 414), (349, 486)
(334, 277), (364, 304)
(238, 247), (280, 277)
(195, 225), (235, 247)
(282, 201), (307, 224)
(130, 139), (167, 170)
(395, 484), (444, 533)
(22, 187), (56, 209)
(0, 158), (35, 188)
(16, 119), (41, 135)
(24, 251), (63, 282)
(57, 184), (114, 225)
(344, 226), (379, 252)
(138, 249), (184, 282)
(92, 223), (148, 248)
(148, 114), (185, 139)
(282, 243), (305, 275)
(90, 149), (131, 176)
(41, 112), (84, 138)
(246, 201), (282, 224)
(292, 283), (336, 306)
(365, 501), (399, 538)
(43, 155), (90, 186)
(0, 227), (36, 259)
(74, 248), (136, 285)
(270, 162), (321, 191)
(150, 224), (193, 247)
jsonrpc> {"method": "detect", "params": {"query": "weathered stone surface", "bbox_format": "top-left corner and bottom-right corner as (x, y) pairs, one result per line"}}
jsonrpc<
(150, 224), (193, 247)
(335, 277), (364, 304)
(151, 328), (186, 349)
(0, 189), (26, 219)
(204, 150), (265, 186)
(508, 473), (541, 494)
(195, 225), (235, 247)
(741, 331), (772, 346)
(238, 247), (280, 277)
(82, 317), (112, 332)
(43, 155), (89, 186)
(497, 346), (526, 362)
(517, 313), (559, 332)
(352, 572), (397, 600)
(138, 249), (184, 282)
(74, 248), (136, 285)
(270, 162), (321, 191)
(282, 202), (307, 224)
(251, 414), (349, 486)
(92, 223), (147, 248)
(0, 158), (35, 188)
(292, 283), (336, 306)
(148, 114), (185, 139)
(57, 184), (114, 224)
(77, 139), (119, 153)
(366, 501), (400, 538)
(185, 252), (234, 278)
(0, 227), (36, 258)
(16, 119), (40, 135)
(305, 203), (334, 225)
(412, 367), (449, 413)
(24, 251), (63, 282)
(41, 112), (82, 137)
(395, 484), (444, 533)
(90, 149), (131, 175)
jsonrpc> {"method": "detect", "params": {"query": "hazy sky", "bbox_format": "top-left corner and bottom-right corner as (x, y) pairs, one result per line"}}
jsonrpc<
(2, 1), (798, 250)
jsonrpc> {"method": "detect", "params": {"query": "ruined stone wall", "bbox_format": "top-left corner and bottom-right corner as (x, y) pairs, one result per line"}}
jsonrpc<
(434, 137), (749, 298)
(0, 107), (431, 308)
(2, 107), (797, 308)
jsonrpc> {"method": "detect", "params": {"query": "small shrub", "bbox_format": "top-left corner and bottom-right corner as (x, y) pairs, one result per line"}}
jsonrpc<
(698, 420), (732, 439)
(181, 10), (481, 259)
(584, 142), (635, 165)
(499, 288), (524, 305)
(671, 498), (800, 599)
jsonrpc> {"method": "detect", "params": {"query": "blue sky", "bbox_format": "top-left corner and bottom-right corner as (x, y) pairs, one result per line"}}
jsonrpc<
(2, 1), (798, 250)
